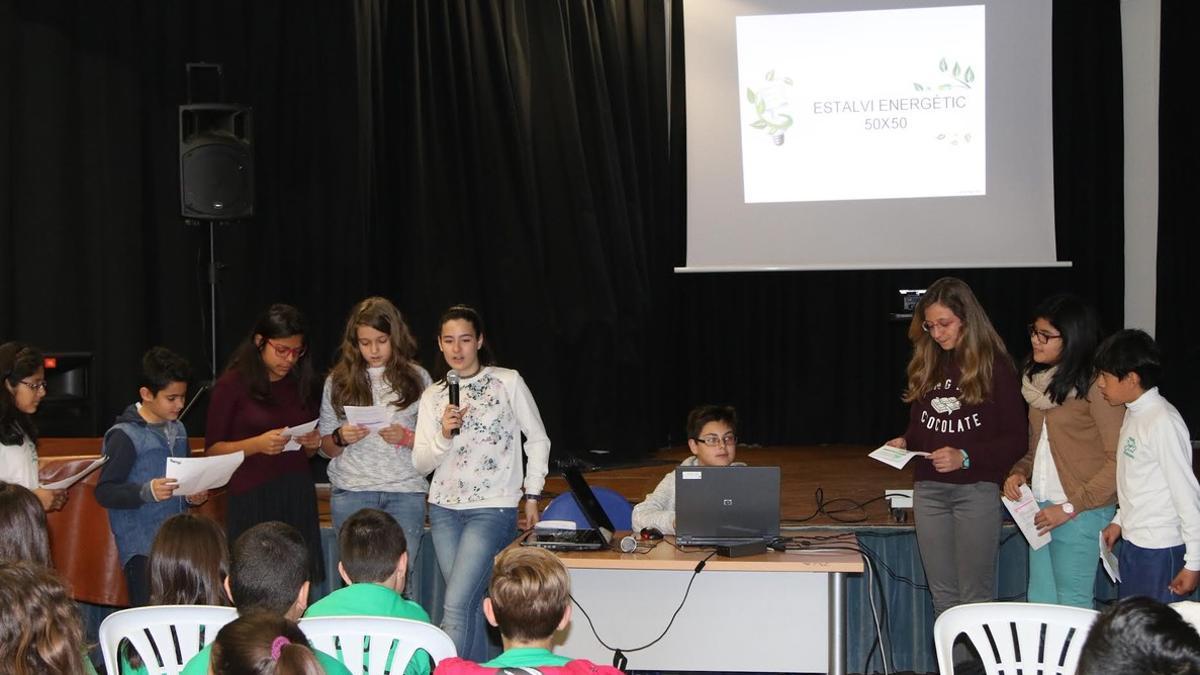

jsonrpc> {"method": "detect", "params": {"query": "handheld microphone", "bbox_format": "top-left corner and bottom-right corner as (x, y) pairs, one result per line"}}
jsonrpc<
(619, 535), (639, 554)
(446, 371), (460, 436)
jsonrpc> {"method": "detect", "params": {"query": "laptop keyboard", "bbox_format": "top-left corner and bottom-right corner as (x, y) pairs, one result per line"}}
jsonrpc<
(541, 529), (599, 543)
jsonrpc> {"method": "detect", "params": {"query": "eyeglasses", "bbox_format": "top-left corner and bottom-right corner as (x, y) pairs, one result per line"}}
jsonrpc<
(694, 434), (737, 448)
(1027, 324), (1063, 345)
(266, 340), (307, 359)
(18, 380), (48, 393)
(921, 320), (959, 333)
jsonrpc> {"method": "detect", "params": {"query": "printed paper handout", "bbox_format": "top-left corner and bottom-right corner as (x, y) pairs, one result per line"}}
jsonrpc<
(40, 456), (109, 490)
(344, 405), (393, 431)
(1001, 484), (1051, 550)
(164, 452), (244, 496)
(869, 445), (930, 469)
(1100, 531), (1121, 583)
(282, 418), (319, 452)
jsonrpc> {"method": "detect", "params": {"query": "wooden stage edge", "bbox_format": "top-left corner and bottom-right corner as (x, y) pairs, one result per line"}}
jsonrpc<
(39, 439), (914, 528)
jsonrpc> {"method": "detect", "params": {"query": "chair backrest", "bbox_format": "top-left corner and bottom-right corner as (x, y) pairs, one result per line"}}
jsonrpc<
(933, 601), (1098, 675)
(299, 615), (457, 675)
(541, 487), (633, 531)
(98, 604), (238, 675)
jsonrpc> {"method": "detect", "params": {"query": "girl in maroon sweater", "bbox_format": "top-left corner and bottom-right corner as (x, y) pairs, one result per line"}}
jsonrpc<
(205, 304), (324, 582)
(885, 278), (1026, 634)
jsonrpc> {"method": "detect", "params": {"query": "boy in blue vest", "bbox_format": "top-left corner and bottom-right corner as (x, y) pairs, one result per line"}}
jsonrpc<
(306, 507), (432, 675)
(96, 346), (208, 605)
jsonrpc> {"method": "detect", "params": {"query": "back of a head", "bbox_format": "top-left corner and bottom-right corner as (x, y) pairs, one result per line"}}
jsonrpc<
(1094, 328), (1162, 389)
(211, 611), (323, 675)
(488, 547), (571, 642)
(0, 481), (52, 566)
(230, 522), (309, 614)
(149, 513), (230, 606)
(1078, 596), (1200, 675)
(338, 508), (406, 584)
(0, 560), (85, 675)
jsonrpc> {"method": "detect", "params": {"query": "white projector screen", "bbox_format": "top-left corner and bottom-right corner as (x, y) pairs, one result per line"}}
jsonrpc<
(681, 0), (1066, 271)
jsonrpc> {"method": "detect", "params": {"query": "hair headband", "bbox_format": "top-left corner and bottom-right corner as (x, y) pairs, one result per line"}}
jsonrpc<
(270, 636), (291, 661)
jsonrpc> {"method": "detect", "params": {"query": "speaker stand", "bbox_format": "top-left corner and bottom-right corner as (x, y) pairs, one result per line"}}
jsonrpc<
(179, 219), (224, 422)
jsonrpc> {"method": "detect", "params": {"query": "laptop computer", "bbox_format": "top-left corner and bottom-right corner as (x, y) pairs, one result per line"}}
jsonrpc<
(522, 467), (615, 551)
(675, 466), (781, 546)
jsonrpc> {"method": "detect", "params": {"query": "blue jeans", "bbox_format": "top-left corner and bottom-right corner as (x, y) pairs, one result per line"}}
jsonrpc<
(330, 488), (427, 592)
(1027, 501), (1114, 608)
(1118, 539), (1191, 603)
(428, 505), (517, 661)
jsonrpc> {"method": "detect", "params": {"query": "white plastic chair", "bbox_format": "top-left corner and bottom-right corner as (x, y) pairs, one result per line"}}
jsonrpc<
(933, 601), (1098, 675)
(98, 604), (238, 675)
(299, 615), (457, 675)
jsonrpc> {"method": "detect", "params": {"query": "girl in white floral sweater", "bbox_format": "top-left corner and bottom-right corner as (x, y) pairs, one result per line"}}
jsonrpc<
(413, 305), (550, 661)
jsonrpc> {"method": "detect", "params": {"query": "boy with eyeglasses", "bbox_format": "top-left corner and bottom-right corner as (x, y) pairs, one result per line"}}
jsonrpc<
(631, 404), (744, 534)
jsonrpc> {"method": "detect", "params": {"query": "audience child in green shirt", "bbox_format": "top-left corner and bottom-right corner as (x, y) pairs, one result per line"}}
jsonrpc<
(306, 507), (432, 675)
(434, 547), (623, 675)
(179, 522), (351, 675)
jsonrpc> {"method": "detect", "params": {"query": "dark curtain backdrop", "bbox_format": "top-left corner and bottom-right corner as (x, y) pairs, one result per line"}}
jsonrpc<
(1, 1), (1128, 462)
(1157, 0), (1200, 431)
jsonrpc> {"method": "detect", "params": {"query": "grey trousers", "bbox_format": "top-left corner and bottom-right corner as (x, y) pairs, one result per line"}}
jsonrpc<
(914, 480), (1003, 618)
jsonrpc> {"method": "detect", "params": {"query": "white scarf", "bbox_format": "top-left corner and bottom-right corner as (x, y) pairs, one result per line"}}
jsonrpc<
(1021, 366), (1075, 411)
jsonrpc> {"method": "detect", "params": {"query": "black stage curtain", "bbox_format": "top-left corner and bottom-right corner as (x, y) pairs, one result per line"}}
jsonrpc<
(1157, 0), (1200, 430)
(0, 1), (1128, 461)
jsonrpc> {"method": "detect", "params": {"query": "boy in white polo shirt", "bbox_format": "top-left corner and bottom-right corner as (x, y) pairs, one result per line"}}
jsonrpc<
(1097, 329), (1200, 602)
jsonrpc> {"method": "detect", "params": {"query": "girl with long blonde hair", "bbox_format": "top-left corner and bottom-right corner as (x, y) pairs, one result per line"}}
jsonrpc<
(885, 277), (1026, 666)
(317, 297), (431, 584)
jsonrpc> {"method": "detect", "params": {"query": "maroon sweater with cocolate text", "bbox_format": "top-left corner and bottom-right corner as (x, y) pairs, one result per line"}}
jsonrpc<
(904, 355), (1027, 486)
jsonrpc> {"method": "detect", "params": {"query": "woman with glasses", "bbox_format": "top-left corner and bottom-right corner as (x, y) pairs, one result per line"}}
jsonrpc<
(885, 277), (1025, 640)
(632, 404), (744, 534)
(1003, 294), (1122, 607)
(205, 304), (324, 582)
(0, 342), (66, 511)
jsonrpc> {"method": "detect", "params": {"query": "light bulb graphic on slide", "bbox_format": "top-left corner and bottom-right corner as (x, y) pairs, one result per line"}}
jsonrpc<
(745, 69), (794, 146)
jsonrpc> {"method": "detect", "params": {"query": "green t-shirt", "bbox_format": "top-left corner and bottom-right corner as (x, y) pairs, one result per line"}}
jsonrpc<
(305, 583), (430, 622)
(304, 583), (433, 675)
(118, 649), (145, 675)
(180, 641), (351, 675)
(482, 648), (572, 668)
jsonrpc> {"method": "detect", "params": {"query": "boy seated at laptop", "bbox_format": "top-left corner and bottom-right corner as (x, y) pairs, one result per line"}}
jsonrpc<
(434, 547), (622, 675)
(632, 404), (744, 534)
(305, 507), (432, 675)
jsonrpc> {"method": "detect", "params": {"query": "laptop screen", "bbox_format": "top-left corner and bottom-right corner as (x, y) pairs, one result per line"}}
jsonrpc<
(562, 467), (617, 533)
(675, 466), (781, 543)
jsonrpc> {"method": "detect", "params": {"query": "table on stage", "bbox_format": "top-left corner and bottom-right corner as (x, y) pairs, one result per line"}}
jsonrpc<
(544, 532), (863, 674)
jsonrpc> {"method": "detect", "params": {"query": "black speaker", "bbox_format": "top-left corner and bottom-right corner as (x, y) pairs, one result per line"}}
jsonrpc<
(180, 104), (254, 220)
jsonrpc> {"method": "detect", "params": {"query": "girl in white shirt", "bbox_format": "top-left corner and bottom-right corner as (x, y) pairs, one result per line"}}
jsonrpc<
(413, 305), (550, 660)
(0, 343), (65, 512)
